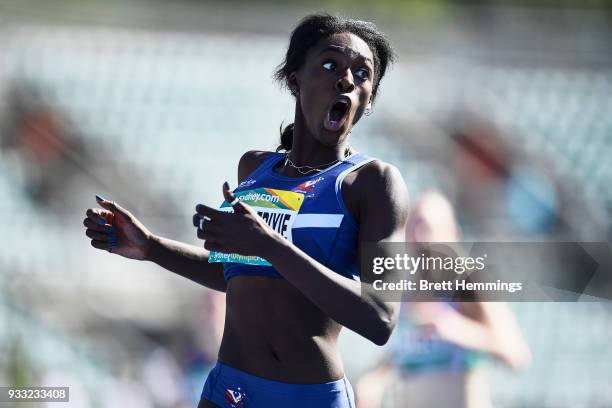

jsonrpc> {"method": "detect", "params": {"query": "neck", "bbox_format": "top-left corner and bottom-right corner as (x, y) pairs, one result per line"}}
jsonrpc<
(287, 140), (350, 167)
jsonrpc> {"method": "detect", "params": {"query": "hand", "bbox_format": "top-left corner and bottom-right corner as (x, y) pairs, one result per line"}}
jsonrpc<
(192, 182), (280, 257)
(410, 302), (469, 345)
(83, 195), (153, 260)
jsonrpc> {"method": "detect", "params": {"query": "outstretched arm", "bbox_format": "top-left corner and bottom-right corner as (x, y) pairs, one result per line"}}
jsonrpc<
(414, 302), (531, 370)
(84, 197), (227, 292)
(147, 235), (226, 292)
(405, 191), (530, 370)
(83, 151), (271, 293)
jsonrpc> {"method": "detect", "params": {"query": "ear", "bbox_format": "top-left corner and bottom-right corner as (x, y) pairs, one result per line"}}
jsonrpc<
(288, 72), (299, 95)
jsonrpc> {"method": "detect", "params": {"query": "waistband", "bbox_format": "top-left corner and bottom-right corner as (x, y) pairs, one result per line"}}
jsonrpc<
(214, 361), (350, 396)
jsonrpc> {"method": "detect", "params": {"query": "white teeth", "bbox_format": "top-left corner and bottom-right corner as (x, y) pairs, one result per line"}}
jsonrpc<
(324, 97), (351, 131)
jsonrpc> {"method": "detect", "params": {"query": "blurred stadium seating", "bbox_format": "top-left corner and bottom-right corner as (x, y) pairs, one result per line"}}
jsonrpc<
(0, 2), (611, 407)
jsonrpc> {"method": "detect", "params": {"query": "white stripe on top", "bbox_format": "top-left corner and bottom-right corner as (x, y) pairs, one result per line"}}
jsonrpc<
(292, 214), (344, 229)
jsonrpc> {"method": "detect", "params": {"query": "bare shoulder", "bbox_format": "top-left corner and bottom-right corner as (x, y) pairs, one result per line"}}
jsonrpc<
(354, 159), (404, 187)
(343, 159), (408, 203)
(343, 159), (410, 239)
(238, 150), (276, 183)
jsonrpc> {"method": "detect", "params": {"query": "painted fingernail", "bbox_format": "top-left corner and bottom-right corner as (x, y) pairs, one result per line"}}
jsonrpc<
(108, 236), (119, 244)
(96, 194), (105, 203)
(98, 217), (106, 225)
(223, 181), (230, 190)
(104, 225), (114, 233)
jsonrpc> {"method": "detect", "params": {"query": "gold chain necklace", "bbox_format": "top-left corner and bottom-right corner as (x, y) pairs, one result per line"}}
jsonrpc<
(284, 148), (353, 175)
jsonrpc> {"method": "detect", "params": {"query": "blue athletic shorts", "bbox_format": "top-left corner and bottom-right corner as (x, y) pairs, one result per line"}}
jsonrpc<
(201, 361), (355, 408)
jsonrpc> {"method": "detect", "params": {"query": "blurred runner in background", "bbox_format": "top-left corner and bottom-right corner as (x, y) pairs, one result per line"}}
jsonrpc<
(356, 191), (530, 408)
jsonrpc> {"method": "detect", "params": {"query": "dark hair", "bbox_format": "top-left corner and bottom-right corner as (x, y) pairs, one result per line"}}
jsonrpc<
(274, 13), (396, 151)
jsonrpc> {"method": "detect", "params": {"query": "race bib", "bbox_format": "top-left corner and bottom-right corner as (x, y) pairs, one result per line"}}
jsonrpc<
(208, 188), (304, 266)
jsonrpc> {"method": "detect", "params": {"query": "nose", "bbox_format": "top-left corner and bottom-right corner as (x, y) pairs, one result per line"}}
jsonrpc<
(335, 69), (355, 93)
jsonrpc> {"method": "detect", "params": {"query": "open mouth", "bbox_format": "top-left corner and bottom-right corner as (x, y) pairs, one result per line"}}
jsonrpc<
(324, 97), (351, 132)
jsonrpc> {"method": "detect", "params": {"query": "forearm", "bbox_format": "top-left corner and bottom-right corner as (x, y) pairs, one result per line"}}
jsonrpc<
(439, 305), (530, 370)
(443, 314), (501, 355)
(147, 235), (226, 292)
(265, 235), (396, 345)
(436, 311), (523, 366)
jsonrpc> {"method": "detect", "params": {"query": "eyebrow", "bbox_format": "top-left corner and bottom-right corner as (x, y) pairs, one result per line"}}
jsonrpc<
(318, 45), (374, 66)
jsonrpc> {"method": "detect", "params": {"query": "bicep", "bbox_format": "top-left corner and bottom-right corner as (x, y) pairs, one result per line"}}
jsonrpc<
(356, 163), (410, 319)
(358, 164), (410, 243)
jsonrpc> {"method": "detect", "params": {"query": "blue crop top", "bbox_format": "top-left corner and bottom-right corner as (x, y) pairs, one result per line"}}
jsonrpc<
(222, 152), (375, 281)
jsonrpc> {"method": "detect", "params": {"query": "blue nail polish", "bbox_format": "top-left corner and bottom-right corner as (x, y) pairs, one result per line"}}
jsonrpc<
(96, 194), (105, 202)
(104, 225), (114, 233)
(98, 217), (106, 225)
(108, 236), (119, 244)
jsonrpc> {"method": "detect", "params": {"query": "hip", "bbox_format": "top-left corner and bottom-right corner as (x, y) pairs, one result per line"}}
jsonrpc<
(201, 360), (355, 408)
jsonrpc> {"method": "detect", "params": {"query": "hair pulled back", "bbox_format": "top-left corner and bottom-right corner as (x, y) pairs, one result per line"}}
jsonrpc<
(274, 13), (395, 151)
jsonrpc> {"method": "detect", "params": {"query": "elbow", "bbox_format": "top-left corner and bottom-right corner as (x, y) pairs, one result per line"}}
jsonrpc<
(350, 297), (399, 346)
(363, 301), (399, 346)
(502, 342), (532, 372)
(367, 314), (397, 346)
(370, 327), (392, 346)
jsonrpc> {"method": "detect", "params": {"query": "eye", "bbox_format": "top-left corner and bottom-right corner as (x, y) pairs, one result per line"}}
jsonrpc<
(354, 68), (370, 80)
(322, 60), (336, 71)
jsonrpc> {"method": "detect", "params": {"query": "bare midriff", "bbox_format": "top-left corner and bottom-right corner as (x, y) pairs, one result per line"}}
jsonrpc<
(218, 275), (345, 384)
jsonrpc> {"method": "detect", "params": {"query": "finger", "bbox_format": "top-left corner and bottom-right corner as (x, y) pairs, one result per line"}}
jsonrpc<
(222, 181), (238, 205)
(193, 214), (220, 231)
(197, 228), (214, 240)
(202, 221), (221, 233)
(193, 213), (211, 228)
(86, 208), (113, 226)
(204, 240), (225, 252)
(196, 215), (220, 231)
(193, 213), (202, 228)
(95, 195), (131, 218)
(197, 226), (209, 240)
(196, 217), (207, 237)
(222, 182), (252, 215)
(90, 239), (117, 252)
(84, 217), (114, 233)
(195, 203), (225, 219)
(85, 228), (114, 241)
(197, 221), (222, 239)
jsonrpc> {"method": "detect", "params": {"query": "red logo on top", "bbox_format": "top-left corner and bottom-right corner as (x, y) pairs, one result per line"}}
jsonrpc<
(293, 176), (324, 194)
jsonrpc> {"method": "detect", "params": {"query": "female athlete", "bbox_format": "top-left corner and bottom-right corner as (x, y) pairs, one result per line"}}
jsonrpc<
(83, 14), (409, 408)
